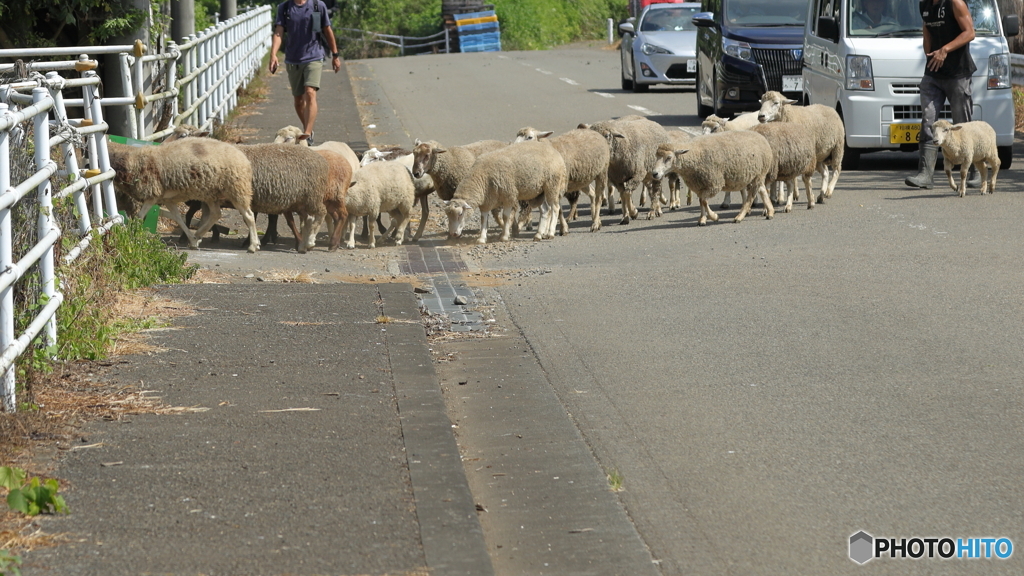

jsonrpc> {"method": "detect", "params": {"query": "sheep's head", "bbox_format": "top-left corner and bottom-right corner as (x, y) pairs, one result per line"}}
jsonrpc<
(701, 115), (727, 135)
(931, 120), (958, 147)
(360, 148), (384, 166)
(514, 127), (554, 143)
(274, 125), (308, 145)
(412, 139), (445, 179)
(756, 91), (795, 123)
(443, 199), (472, 239)
(650, 143), (679, 181)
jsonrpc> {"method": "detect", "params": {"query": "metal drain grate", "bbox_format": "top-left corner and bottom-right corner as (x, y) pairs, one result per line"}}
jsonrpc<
(403, 243), (486, 332)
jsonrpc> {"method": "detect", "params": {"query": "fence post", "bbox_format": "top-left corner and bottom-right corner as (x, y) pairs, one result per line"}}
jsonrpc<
(46, 72), (92, 235)
(84, 71), (119, 221)
(31, 87), (57, 350)
(0, 104), (14, 412)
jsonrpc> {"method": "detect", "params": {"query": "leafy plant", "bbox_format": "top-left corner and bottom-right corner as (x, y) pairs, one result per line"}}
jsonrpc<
(0, 466), (67, 516)
(0, 548), (21, 576)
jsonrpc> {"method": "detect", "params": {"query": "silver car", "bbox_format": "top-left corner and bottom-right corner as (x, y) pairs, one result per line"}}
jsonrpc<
(619, 2), (701, 92)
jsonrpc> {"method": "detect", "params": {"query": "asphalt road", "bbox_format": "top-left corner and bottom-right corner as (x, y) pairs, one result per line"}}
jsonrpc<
(352, 41), (1024, 575)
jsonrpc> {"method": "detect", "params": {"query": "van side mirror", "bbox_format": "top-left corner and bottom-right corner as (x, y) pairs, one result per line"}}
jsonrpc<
(692, 12), (718, 29)
(817, 17), (840, 43)
(1003, 14), (1019, 37)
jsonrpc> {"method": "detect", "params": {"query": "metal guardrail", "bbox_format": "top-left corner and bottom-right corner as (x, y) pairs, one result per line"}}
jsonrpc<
(1011, 53), (1024, 86)
(0, 75), (120, 412)
(336, 27), (451, 56)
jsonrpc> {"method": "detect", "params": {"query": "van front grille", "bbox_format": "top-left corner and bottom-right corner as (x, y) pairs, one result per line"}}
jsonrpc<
(891, 83), (919, 95)
(751, 48), (802, 92)
(893, 105), (953, 120)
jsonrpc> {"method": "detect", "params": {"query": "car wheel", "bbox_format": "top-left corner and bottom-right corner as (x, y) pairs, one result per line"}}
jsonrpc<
(632, 64), (649, 93)
(696, 68), (712, 118)
(998, 145), (1013, 170)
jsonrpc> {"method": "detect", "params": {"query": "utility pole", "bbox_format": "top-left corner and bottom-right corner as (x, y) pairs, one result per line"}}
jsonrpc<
(172, 0), (196, 43)
(220, 0), (238, 21)
(104, 0), (151, 138)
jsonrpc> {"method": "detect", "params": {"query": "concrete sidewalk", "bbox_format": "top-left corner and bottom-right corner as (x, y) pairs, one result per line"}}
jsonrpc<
(26, 65), (493, 575)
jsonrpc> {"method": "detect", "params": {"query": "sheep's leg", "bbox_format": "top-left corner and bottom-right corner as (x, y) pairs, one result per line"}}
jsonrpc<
(760, 182), (775, 219)
(279, 212), (305, 253)
(646, 179), (663, 220)
(343, 215), (358, 249)
(238, 207), (260, 253)
(534, 200), (552, 241)
(367, 210), (380, 248)
(734, 186), (755, 223)
(498, 206), (515, 242)
(944, 164), (957, 192)
(697, 197), (710, 226)
(957, 164), (968, 197)
(816, 164), (830, 204)
(159, 201), (201, 248)
(977, 161), (991, 194)
(720, 191), (732, 210)
(412, 192), (430, 241)
(824, 158), (841, 198)
(556, 196), (569, 236)
(305, 212), (325, 251)
(389, 209), (411, 245)
(988, 159), (999, 194)
(516, 201), (533, 232)
(326, 201), (348, 251)
(192, 202), (225, 246)
(567, 190), (580, 221)
(264, 213), (280, 244)
(801, 174), (814, 210)
(586, 181), (603, 232)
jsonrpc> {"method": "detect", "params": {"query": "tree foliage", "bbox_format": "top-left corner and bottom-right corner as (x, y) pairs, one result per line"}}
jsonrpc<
(0, 0), (146, 50)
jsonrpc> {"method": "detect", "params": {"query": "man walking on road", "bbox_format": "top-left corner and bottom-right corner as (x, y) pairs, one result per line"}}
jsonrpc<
(269, 0), (341, 145)
(905, 0), (978, 189)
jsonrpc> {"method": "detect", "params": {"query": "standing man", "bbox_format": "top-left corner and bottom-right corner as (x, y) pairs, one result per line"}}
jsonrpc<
(269, 0), (341, 146)
(905, 0), (977, 188)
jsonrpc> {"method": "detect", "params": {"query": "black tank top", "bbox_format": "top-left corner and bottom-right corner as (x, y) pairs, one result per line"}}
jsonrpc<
(920, 0), (977, 79)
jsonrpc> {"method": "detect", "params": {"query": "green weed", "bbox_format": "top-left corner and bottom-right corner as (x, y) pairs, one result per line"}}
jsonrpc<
(0, 466), (67, 516)
(0, 548), (21, 576)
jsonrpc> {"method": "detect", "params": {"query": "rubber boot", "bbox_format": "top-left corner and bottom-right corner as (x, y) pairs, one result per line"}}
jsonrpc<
(965, 164), (982, 188)
(905, 144), (937, 188)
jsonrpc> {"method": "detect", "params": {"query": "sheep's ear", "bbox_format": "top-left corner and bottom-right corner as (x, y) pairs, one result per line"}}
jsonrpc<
(538, 131), (554, 139)
(785, 99), (798, 105)
(442, 200), (450, 206)
(298, 134), (310, 142)
(436, 147), (448, 154)
(577, 122), (590, 130)
(950, 125), (963, 131)
(611, 132), (625, 140)
(674, 149), (690, 156)
(196, 131), (210, 138)
(414, 138), (422, 146)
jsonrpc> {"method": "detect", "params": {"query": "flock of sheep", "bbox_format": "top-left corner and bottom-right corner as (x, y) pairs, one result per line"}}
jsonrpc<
(105, 90), (1002, 253)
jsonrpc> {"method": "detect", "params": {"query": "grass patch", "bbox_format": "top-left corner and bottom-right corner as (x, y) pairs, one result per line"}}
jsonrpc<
(1014, 86), (1024, 133)
(607, 469), (624, 492)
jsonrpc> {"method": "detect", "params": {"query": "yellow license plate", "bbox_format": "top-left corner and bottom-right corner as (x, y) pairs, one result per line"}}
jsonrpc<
(890, 123), (921, 144)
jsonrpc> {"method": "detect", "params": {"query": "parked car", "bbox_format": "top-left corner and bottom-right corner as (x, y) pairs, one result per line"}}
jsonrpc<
(620, 2), (703, 92)
(802, 0), (1018, 169)
(692, 0), (807, 117)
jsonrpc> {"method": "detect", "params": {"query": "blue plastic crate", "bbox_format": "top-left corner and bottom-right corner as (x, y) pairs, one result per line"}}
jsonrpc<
(460, 31), (501, 52)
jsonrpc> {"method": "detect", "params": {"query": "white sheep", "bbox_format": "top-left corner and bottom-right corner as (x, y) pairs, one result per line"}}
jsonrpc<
(583, 116), (668, 225)
(341, 160), (417, 249)
(700, 112), (761, 135)
(667, 130), (775, 226)
(359, 146), (436, 241)
(750, 122), (817, 212)
(513, 126), (610, 232)
(108, 138), (261, 252)
(931, 119), (1000, 196)
(411, 139), (508, 201)
(445, 141), (566, 244)
(757, 91), (845, 203)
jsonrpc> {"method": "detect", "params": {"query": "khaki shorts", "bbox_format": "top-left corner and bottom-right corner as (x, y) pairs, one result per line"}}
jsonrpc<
(286, 60), (323, 97)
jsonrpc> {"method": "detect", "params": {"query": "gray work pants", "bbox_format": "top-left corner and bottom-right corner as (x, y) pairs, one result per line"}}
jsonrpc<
(919, 75), (973, 146)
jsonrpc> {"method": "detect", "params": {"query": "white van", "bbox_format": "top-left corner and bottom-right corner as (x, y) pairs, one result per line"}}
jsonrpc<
(802, 0), (1018, 169)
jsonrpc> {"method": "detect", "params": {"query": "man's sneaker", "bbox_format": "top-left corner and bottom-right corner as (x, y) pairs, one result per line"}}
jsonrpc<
(307, 131), (315, 146)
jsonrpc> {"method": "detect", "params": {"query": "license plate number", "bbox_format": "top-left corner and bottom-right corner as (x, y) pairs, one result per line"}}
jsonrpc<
(782, 75), (802, 92)
(687, 59), (696, 73)
(890, 123), (921, 144)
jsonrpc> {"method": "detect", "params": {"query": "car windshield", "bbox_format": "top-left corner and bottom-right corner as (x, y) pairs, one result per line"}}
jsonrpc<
(848, 0), (1000, 37)
(725, 0), (807, 26)
(640, 6), (702, 32)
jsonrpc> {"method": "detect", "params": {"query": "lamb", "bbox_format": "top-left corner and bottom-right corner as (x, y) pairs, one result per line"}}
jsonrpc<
(107, 137), (261, 252)
(757, 91), (845, 203)
(700, 112), (761, 135)
(341, 160), (417, 249)
(931, 119), (1000, 196)
(749, 122), (817, 212)
(445, 141), (566, 244)
(359, 146), (436, 241)
(583, 116), (669, 225)
(666, 130), (775, 226)
(512, 127), (610, 232)
(236, 143), (330, 253)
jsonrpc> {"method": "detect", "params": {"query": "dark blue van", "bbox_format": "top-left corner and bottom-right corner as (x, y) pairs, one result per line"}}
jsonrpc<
(692, 0), (807, 117)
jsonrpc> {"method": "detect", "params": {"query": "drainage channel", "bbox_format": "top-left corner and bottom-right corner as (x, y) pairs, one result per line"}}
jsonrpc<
(399, 242), (486, 332)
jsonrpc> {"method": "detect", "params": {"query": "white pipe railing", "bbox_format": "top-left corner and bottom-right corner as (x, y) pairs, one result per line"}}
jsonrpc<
(1011, 53), (1024, 86)
(336, 27), (451, 56)
(0, 6), (271, 411)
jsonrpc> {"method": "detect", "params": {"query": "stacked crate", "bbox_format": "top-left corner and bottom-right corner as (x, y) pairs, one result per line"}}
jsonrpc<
(442, 1), (501, 53)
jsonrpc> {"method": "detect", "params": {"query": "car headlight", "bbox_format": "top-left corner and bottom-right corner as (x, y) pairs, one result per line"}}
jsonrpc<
(642, 43), (672, 56)
(988, 53), (1010, 89)
(723, 37), (752, 61)
(845, 55), (874, 90)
